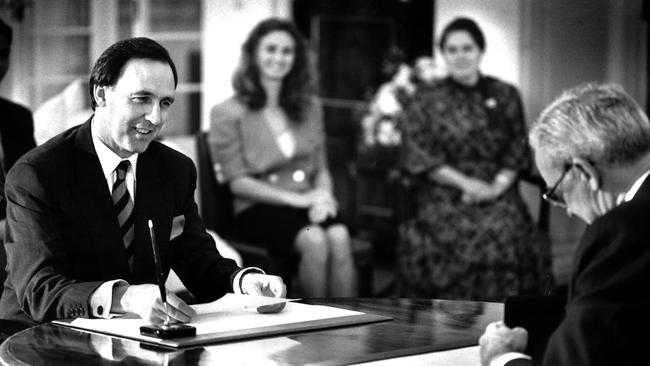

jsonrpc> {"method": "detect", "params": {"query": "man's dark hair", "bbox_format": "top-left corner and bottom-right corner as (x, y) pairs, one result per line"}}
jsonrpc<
(0, 17), (12, 46)
(88, 37), (178, 110)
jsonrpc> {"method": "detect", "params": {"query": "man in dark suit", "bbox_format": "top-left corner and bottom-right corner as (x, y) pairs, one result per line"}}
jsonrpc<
(0, 37), (286, 327)
(479, 83), (650, 365)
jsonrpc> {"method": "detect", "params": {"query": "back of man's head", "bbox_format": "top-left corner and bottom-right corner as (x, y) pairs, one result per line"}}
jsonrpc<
(88, 37), (178, 110)
(529, 83), (650, 169)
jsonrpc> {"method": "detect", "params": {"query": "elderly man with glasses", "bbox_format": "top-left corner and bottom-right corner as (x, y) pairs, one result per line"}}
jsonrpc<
(479, 83), (650, 365)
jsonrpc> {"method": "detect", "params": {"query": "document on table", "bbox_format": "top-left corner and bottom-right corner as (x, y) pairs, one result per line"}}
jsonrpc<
(53, 293), (391, 348)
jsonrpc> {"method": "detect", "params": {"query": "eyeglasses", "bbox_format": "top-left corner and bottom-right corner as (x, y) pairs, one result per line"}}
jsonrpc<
(542, 165), (571, 207)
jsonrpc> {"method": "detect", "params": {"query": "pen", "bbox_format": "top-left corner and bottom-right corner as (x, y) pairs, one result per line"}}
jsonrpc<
(148, 219), (170, 325)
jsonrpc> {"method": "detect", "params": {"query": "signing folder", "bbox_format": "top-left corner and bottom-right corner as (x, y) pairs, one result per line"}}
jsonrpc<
(53, 293), (391, 348)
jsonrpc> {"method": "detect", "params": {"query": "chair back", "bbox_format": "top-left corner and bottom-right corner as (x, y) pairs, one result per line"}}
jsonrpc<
(195, 131), (236, 238)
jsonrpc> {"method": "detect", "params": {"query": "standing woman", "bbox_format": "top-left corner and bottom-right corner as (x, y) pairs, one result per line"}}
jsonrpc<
(209, 18), (356, 297)
(397, 17), (551, 301)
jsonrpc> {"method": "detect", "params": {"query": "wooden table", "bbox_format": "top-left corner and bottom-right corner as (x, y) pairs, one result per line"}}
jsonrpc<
(0, 298), (502, 365)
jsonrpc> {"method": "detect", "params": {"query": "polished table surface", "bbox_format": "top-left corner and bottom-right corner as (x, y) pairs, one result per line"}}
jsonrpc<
(0, 298), (502, 366)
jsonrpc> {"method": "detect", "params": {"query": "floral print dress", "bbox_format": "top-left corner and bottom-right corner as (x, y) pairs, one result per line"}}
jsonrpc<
(397, 76), (552, 301)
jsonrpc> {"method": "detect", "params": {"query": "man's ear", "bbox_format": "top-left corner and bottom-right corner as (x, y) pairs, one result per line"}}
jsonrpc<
(93, 85), (106, 107)
(572, 157), (600, 191)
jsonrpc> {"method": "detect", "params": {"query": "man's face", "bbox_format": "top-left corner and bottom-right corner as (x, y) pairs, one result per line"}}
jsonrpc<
(535, 150), (599, 224)
(0, 34), (10, 84)
(95, 58), (175, 158)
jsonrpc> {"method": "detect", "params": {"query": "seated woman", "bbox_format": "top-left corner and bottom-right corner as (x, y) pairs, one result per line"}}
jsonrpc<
(398, 17), (551, 301)
(209, 18), (356, 297)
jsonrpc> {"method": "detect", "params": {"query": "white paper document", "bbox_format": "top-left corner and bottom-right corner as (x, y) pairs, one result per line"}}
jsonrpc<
(54, 294), (389, 348)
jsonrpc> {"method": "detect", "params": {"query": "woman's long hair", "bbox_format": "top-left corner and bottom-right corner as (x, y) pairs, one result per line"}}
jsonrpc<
(232, 18), (316, 123)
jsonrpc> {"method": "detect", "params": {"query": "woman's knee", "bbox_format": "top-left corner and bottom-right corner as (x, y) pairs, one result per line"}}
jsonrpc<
(295, 225), (329, 258)
(326, 225), (354, 261)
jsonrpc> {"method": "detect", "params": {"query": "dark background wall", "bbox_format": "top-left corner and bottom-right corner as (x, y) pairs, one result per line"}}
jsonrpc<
(291, 0), (434, 259)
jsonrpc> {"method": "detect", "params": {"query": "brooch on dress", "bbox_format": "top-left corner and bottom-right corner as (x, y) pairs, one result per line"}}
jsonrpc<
(484, 97), (498, 109)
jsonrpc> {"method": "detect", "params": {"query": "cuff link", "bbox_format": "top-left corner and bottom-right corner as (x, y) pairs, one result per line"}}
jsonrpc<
(292, 170), (305, 182)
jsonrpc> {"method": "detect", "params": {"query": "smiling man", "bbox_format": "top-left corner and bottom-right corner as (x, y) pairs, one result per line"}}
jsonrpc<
(479, 83), (650, 365)
(0, 38), (286, 329)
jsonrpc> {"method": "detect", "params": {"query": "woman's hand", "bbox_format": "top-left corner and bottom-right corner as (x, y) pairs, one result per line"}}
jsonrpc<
(306, 189), (337, 223)
(308, 202), (330, 223)
(461, 177), (497, 204)
(308, 200), (337, 223)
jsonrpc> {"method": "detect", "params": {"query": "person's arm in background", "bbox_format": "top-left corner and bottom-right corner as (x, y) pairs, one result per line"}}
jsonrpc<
(428, 165), (494, 203)
(400, 87), (492, 202)
(2, 106), (37, 171)
(489, 84), (531, 198)
(433, 84), (527, 203)
(308, 102), (338, 223)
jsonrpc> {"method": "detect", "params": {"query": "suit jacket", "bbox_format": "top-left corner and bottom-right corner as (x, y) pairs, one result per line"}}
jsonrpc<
(208, 97), (327, 214)
(506, 175), (650, 366)
(0, 118), (240, 326)
(0, 97), (37, 219)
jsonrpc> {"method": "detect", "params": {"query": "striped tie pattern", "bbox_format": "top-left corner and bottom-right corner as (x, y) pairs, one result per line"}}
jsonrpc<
(112, 160), (135, 271)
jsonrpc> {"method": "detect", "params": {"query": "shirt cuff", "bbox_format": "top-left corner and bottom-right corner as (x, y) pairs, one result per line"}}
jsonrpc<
(491, 352), (532, 366)
(233, 267), (265, 294)
(89, 279), (128, 318)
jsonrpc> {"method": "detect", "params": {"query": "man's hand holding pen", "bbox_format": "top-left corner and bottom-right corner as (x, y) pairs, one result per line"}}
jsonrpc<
(114, 283), (196, 324)
(109, 219), (196, 325)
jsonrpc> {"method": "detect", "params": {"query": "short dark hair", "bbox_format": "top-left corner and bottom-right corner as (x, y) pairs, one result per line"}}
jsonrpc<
(0, 17), (12, 46)
(232, 17), (315, 122)
(439, 17), (485, 52)
(88, 37), (178, 110)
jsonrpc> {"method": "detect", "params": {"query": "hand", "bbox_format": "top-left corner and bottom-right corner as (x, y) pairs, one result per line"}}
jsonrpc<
(461, 178), (497, 204)
(240, 273), (287, 313)
(293, 189), (330, 208)
(117, 284), (196, 324)
(308, 200), (337, 224)
(304, 188), (335, 206)
(308, 202), (330, 224)
(479, 321), (528, 366)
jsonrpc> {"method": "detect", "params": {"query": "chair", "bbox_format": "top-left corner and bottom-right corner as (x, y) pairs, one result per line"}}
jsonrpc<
(519, 170), (551, 233)
(195, 132), (374, 296)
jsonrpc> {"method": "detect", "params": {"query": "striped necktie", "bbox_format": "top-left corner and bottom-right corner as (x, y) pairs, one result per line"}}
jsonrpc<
(112, 160), (135, 271)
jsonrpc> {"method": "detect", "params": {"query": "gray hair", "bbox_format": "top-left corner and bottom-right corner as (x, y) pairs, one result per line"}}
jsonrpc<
(529, 83), (650, 169)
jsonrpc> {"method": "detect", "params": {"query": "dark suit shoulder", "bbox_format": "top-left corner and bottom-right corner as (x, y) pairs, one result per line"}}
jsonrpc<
(575, 193), (650, 281)
(582, 191), (650, 251)
(5, 125), (81, 194)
